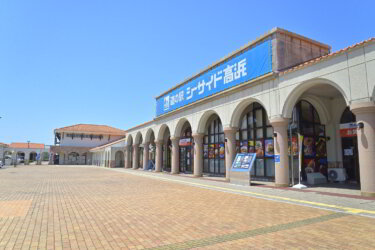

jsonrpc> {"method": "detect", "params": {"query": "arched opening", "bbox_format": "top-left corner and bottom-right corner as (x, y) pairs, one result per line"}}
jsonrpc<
(127, 136), (133, 168)
(137, 134), (144, 169)
(29, 152), (37, 162)
(236, 102), (274, 179)
(82, 153), (87, 165)
(283, 81), (354, 186)
(178, 121), (193, 173)
(289, 100), (327, 181)
(340, 107), (359, 183)
(17, 152), (25, 163)
(115, 151), (124, 168)
(159, 126), (172, 172)
(203, 114), (225, 176)
(68, 152), (79, 165)
(147, 130), (156, 169)
(4, 151), (12, 164)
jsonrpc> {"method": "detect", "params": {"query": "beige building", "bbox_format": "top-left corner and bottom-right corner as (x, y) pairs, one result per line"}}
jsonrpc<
(50, 124), (125, 165)
(1, 142), (49, 165)
(121, 28), (375, 197)
(90, 138), (126, 168)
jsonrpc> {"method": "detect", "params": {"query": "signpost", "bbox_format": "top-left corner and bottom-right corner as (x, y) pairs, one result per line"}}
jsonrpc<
(293, 133), (307, 189)
(230, 153), (256, 186)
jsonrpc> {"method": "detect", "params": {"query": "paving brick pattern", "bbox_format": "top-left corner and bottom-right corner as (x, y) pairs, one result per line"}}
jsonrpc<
(0, 165), (374, 249)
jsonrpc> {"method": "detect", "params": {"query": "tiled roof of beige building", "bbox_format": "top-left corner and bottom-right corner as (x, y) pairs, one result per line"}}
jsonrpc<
(55, 124), (125, 135)
(0, 142), (8, 147)
(9, 143), (45, 149)
(280, 37), (375, 75)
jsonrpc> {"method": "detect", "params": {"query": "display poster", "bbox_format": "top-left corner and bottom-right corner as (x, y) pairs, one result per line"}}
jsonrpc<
(339, 123), (357, 137)
(208, 144), (215, 159)
(303, 137), (315, 157)
(315, 137), (327, 157)
(248, 140), (255, 153)
(264, 139), (274, 157)
(179, 138), (192, 147)
(344, 148), (353, 156)
(214, 144), (219, 157)
(240, 141), (248, 153)
(219, 144), (225, 158)
(288, 136), (298, 156)
(203, 145), (208, 158)
(255, 140), (264, 157)
(231, 153), (256, 172)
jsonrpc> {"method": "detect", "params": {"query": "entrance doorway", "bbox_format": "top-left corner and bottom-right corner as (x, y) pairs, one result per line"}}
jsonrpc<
(290, 100), (328, 181)
(179, 125), (193, 173)
(340, 107), (360, 183)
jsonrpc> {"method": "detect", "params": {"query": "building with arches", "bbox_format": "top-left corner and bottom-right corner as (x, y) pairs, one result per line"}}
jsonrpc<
(1, 142), (49, 165)
(122, 28), (375, 197)
(50, 124), (125, 165)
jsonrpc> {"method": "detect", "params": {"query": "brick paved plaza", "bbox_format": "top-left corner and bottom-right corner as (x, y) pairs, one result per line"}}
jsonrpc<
(0, 165), (374, 249)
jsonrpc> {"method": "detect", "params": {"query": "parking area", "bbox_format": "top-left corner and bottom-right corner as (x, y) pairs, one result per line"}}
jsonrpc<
(0, 165), (374, 249)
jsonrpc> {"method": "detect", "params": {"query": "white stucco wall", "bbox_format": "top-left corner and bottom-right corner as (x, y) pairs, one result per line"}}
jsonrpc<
(124, 41), (375, 169)
(60, 135), (123, 147)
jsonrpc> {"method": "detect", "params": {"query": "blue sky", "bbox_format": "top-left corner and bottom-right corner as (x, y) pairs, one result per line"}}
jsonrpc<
(0, 0), (374, 145)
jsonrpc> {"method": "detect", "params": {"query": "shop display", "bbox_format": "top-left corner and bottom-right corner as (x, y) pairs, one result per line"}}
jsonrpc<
(288, 136), (298, 156)
(255, 140), (264, 157)
(303, 137), (315, 157)
(248, 141), (255, 153)
(219, 144), (225, 159)
(315, 137), (327, 157)
(240, 141), (248, 153)
(208, 145), (215, 159)
(264, 139), (274, 157)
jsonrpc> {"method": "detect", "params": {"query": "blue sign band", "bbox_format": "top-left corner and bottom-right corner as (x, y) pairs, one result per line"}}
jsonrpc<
(156, 40), (272, 116)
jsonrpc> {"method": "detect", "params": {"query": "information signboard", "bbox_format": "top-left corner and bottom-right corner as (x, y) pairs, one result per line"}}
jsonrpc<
(231, 153), (256, 172)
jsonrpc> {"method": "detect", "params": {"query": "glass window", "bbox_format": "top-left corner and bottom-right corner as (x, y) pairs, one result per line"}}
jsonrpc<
(203, 115), (225, 176)
(301, 101), (313, 123)
(256, 159), (264, 176)
(265, 159), (275, 177)
(255, 109), (263, 127)
(266, 127), (274, 138)
(237, 103), (274, 179)
(241, 117), (247, 129)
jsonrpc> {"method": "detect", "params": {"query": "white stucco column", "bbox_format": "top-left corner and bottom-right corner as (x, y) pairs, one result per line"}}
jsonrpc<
(224, 127), (237, 181)
(143, 142), (149, 170)
(125, 146), (131, 168)
(155, 140), (163, 172)
(171, 137), (180, 174)
(192, 133), (204, 177)
(270, 117), (290, 187)
(351, 102), (375, 197)
(132, 144), (139, 169)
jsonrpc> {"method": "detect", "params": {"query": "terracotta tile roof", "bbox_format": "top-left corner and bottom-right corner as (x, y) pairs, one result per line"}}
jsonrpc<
(9, 143), (45, 149)
(55, 124), (125, 135)
(0, 142), (8, 147)
(280, 38), (375, 75)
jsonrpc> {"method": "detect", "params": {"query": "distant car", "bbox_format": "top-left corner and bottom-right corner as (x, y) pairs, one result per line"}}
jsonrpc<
(17, 158), (24, 163)
(0, 160), (3, 168)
